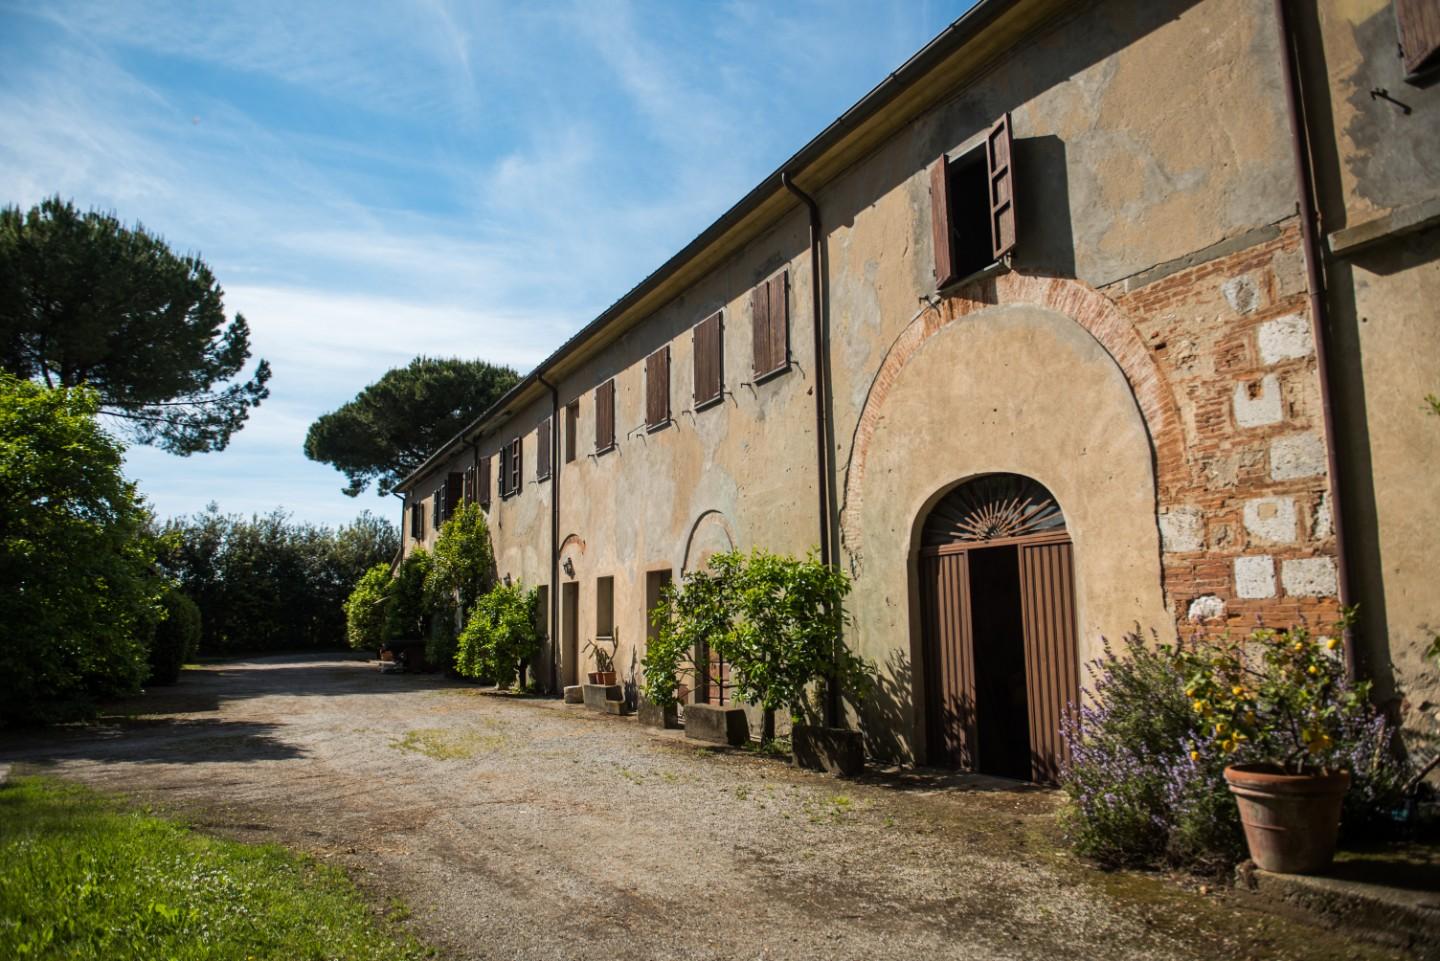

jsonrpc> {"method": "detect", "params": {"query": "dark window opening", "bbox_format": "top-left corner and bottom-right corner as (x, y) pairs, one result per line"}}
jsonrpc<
(931, 113), (1015, 289)
(537, 418), (552, 480)
(945, 148), (995, 282)
(565, 401), (579, 463)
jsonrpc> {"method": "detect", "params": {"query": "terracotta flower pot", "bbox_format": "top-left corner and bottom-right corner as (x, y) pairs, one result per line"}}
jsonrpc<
(1224, 764), (1350, 874)
(595, 671), (617, 685)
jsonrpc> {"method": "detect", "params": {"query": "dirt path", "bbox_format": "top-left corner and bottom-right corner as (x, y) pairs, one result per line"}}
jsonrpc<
(0, 654), (1392, 961)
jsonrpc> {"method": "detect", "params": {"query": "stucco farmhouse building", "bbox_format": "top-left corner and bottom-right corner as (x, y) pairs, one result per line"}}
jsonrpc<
(396, 0), (1440, 778)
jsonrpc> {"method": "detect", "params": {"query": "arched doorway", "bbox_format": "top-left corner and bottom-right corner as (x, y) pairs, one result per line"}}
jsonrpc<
(917, 473), (1078, 783)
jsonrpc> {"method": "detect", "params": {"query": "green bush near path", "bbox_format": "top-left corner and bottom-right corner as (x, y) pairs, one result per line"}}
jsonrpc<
(0, 775), (430, 960)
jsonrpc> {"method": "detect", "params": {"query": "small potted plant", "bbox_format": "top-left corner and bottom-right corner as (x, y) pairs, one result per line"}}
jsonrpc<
(583, 636), (618, 686)
(1186, 614), (1370, 874)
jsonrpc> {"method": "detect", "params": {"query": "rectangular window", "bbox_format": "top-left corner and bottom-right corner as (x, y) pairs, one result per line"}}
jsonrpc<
(498, 443), (513, 498)
(596, 575), (614, 639)
(536, 418), (552, 480)
(478, 454), (492, 508)
(432, 489), (442, 528)
(692, 311), (723, 409)
(751, 270), (789, 379)
(931, 113), (1015, 288)
(535, 585), (550, 642)
(595, 379), (616, 454)
(509, 435), (527, 495)
(410, 502), (425, 540)
(565, 401), (579, 463)
(462, 465), (475, 505)
(1396, 0), (1440, 79)
(645, 346), (670, 430)
(445, 471), (463, 520)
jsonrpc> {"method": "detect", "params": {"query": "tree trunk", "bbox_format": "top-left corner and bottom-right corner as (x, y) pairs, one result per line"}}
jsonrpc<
(762, 708), (775, 745)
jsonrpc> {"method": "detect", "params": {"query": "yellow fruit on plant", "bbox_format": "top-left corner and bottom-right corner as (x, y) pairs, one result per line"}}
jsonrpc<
(1190, 750), (1200, 762)
(1308, 664), (1319, 675)
(1231, 685), (1245, 697)
(1325, 637), (1340, 651)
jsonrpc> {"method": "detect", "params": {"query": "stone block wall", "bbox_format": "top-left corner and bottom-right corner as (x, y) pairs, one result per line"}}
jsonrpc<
(1110, 223), (1343, 635)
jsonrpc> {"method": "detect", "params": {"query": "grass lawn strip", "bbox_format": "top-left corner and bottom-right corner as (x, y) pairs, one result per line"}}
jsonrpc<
(0, 775), (431, 960)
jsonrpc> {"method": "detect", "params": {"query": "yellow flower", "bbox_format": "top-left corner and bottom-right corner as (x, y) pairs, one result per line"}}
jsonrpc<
(1307, 664), (1319, 675)
(1190, 750), (1200, 762)
(1231, 685), (1245, 697)
(1191, 699), (1208, 714)
(1221, 738), (1236, 752)
(1325, 637), (1340, 651)
(1292, 641), (1305, 653)
(1214, 722), (1228, 736)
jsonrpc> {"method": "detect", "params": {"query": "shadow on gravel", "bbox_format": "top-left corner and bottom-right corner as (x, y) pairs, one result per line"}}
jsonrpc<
(856, 766), (1050, 795)
(2, 717), (305, 765)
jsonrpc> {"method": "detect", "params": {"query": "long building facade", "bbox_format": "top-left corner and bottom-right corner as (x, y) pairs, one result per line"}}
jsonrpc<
(397, 0), (1440, 777)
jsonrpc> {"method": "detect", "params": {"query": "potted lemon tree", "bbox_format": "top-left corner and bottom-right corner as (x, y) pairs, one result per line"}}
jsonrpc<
(1186, 614), (1373, 874)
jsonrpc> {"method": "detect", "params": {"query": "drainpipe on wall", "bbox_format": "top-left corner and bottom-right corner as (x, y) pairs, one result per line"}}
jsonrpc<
(538, 373), (562, 694)
(1274, 0), (1357, 678)
(388, 489), (406, 572)
(782, 171), (842, 727)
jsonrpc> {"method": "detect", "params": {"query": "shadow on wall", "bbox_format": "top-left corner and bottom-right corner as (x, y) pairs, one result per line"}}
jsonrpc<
(862, 648), (916, 764)
(1013, 133), (1075, 279)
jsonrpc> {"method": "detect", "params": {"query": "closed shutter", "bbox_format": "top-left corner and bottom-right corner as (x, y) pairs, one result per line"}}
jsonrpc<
(432, 490), (442, 527)
(987, 113), (1017, 261)
(751, 272), (789, 377)
(445, 472), (463, 520)
(693, 311), (723, 408)
(479, 455), (492, 507)
(930, 155), (957, 288)
(565, 401), (579, 463)
(410, 502), (424, 539)
(645, 347), (670, 429)
(498, 445), (510, 498)
(595, 379), (615, 452)
(462, 466), (474, 504)
(510, 437), (523, 494)
(1397, 0), (1440, 77)
(537, 419), (552, 479)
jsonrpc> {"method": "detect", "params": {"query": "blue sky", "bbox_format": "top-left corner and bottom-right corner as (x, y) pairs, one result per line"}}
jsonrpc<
(1, 0), (971, 530)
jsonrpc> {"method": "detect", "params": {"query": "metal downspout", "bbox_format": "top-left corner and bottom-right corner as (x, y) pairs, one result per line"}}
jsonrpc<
(1274, 0), (1357, 678)
(538, 374), (562, 693)
(782, 172), (841, 726)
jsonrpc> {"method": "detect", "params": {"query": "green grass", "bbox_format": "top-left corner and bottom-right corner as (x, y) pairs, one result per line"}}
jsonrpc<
(0, 775), (431, 960)
(389, 726), (505, 759)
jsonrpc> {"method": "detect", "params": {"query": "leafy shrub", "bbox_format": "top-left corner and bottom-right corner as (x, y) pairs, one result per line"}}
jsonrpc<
(345, 563), (392, 651)
(385, 548), (432, 643)
(455, 582), (540, 688)
(423, 504), (495, 669)
(1062, 623), (1409, 873)
(0, 376), (164, 724)
(644, 549), (873, 743)
(147, 588), (202, 686)
(158, 507), (397, 653)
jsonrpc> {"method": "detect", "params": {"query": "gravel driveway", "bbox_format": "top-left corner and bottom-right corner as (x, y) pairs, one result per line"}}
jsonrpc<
(0, 654), (1390, 961)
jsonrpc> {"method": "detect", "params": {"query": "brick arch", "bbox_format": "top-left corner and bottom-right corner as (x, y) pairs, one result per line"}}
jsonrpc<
(839, 273), (1186, 573)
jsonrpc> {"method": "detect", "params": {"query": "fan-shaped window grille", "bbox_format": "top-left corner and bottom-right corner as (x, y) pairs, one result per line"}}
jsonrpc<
(922, 473), (1066, 546)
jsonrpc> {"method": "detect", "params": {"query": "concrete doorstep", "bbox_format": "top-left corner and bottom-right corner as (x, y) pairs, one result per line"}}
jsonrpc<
(1236, 859), (1440, 960)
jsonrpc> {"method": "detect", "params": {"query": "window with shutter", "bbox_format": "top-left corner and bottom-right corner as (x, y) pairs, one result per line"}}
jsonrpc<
(410, 502), (425, 540)
(595, 379), (616, 453)
(498, 444), (511, 498)
(1396, 0), (1440, 78)
(432, 489), (442, 527)
(479, 455), (492, 507)
(462, 466), (474, 505)
(445, 472), (463, 520)
(692, 311), (723, 409)
(931, 112), (1016, 288)
(645, 347), (670, 430)
(751, 270), (789, 379)
(537, 418), (552, 480)
(508, 437), (522, 495)
(565, 401), (579, 463)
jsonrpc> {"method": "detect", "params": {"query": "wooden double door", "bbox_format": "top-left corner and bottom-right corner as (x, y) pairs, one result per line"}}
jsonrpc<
(917, 475), (1078, 783)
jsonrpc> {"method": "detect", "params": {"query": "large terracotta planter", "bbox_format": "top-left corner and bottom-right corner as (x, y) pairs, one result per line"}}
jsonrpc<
(1224, 764), (1349, 874)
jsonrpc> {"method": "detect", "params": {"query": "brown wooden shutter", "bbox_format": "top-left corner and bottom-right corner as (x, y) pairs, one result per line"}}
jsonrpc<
(498, 445), (510, 497)
(510, 437), (522, 493)
(987, 112), (1017, 261)
(645, 347), (670, 428)
(595, 379), (615, 452)
(410, 502), (423, 539)
(1397, 0), (1440, 77)
(565, 401), (578, 463)
(919, 550), (977, 769)
(693, 311), (723, 407)
(930, 155), (957, 288)
(751, 282), (770, 376)
(432, 490), (442, 527)
(478, 455), (492, 506)
(537, 419), (552, 479)
(768, 271), (787, 373)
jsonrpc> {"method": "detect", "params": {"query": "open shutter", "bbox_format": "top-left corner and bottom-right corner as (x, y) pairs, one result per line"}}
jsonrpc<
(432, 490), (442, 527)
(751, 282), (770, 376)
(930, 155), (957, 288)
(565, 402), (578, 463)
(987, 113), (1017, 261)
(537, 419), (552, 479)
(693, 312), (723, 407)
(1396, 0), (1440, 78)
(498, 445), (510, 497)
(595, 379), (615, 451)
(510, 437), (522, 493)
(919, 550), (976, 768)
(646, 347), (669, 428)
(1018, 540), (1079, 784)
(479, 455), (492, 506)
